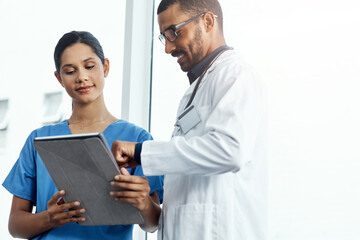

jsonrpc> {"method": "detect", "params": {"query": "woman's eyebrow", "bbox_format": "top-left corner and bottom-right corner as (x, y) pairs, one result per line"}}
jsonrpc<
(61, 57), (96, 69)
(83, 57), (95, 62)
(61, 63), (74, 70)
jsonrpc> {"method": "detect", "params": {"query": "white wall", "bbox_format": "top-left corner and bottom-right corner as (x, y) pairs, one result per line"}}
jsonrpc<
(0, 0), (126, 239)
(226, 1), (360, 239)
(150, 0), (360, 239)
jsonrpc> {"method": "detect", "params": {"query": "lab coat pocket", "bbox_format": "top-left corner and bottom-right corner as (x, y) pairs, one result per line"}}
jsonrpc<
(173, 204), (218, 240)
(183, 105), (211, 138)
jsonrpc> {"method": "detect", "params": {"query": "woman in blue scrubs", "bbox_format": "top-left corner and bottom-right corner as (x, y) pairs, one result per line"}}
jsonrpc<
(2, 31), (163, 240)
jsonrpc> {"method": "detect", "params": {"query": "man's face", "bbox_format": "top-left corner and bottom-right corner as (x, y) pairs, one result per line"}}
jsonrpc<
(158, 3), (205, 72)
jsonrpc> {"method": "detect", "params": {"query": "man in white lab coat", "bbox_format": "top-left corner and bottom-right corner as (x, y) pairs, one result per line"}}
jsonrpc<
(112, 0), (268, 239)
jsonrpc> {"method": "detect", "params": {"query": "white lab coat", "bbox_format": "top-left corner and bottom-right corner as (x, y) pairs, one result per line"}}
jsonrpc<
(141, 50), (268, 240)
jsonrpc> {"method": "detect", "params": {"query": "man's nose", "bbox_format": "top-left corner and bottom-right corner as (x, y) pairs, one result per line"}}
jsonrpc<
(164, 39), (176, 54)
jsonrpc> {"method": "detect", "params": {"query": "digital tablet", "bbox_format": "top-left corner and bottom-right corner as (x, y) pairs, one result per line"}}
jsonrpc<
(34, 132), (144, 225)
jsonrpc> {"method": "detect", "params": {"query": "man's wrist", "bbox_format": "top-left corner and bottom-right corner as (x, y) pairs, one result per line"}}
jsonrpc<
(134, 142), (143, 165)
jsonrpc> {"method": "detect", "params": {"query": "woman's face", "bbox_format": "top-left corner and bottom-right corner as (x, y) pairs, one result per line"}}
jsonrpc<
(55, 43), (109, 105)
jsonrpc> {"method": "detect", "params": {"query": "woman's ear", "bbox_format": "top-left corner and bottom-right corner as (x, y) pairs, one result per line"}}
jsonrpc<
(54, 71), (64, 87)
(103, 58), (110, 77)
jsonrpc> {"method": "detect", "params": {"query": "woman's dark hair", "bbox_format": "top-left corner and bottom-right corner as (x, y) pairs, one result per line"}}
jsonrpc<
(54, 31), (105, 73)
(157, 0), (223, 33)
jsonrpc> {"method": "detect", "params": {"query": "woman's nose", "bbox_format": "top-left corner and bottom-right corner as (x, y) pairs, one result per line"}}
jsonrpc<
(77, 68), (88, 82)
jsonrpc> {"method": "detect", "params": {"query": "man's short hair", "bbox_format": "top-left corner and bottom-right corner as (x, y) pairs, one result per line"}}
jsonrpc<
(157, 0), (223, 33)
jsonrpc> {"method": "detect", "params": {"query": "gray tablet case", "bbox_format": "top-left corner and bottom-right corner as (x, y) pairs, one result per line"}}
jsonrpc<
(33, 132), (144, 226)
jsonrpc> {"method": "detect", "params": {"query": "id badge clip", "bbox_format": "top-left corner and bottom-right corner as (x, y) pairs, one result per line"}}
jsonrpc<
(176, 105), (201, 134)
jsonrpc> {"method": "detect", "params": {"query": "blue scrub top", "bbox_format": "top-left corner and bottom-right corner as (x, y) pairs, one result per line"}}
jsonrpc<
(3, 120), (164, 240)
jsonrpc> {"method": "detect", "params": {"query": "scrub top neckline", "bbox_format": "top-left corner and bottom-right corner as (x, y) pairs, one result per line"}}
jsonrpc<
(63, 119), (121, 135)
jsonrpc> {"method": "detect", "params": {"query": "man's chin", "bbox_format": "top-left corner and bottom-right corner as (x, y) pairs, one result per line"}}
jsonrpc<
(179, 63), (190, 72)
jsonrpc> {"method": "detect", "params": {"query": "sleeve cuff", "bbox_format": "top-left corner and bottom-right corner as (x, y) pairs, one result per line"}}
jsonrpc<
(134, 142), (143, 165)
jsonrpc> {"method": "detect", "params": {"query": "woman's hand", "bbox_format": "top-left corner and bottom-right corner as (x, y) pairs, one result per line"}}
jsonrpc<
(110, 168), (161, 232)
(110, 168), (151, 211)
(8, 191), (86, 239)
(46, 190), (86, 227)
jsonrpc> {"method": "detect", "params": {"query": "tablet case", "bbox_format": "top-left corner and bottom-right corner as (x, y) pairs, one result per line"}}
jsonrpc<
(34, 132), (144, 225)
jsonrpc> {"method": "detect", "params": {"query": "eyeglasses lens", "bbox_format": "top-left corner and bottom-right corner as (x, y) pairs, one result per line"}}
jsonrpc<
(159, 29), (177, 45)
(165, 30), (176, 42)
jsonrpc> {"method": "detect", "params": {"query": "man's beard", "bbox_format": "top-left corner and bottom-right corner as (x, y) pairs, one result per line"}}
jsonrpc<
(180, 26), (204, 72)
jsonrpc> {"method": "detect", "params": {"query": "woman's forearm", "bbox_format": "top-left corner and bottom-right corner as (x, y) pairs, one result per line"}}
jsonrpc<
(139, 192), (161, 233)
(9, 209), (53, 239)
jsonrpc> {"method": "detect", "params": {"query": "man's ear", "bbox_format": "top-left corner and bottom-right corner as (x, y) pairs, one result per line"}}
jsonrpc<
(103, 58), (110, 77)
(54, 71), (64, 87)
(203, 12), (216, 33)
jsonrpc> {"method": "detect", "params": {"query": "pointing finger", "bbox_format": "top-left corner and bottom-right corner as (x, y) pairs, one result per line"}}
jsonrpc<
(120, 167), (130, 176)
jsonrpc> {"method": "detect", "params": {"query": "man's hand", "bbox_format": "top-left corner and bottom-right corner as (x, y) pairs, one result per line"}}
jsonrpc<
(111, 141), (139, 168)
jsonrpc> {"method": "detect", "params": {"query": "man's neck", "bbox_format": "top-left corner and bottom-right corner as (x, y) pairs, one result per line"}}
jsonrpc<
(187, 44), (230, 85)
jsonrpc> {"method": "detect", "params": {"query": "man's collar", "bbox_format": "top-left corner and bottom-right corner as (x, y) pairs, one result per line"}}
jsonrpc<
(187, 45), (229, 85)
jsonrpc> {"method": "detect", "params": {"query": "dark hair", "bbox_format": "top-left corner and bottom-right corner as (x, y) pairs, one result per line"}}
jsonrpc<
(157, 0), (223, 33)
(54, 31), (105, 73)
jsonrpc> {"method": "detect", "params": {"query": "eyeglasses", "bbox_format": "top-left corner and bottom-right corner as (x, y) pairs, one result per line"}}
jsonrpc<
(158, 13), (205, 45)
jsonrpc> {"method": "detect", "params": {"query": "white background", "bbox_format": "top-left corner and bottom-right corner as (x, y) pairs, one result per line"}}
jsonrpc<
(0, 0), (360, 239)
(150, 0), (360, 239)
(0, 0), (126, 239)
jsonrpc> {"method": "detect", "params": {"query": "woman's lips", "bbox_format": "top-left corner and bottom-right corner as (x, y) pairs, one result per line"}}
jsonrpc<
(76, 86), (93, 93)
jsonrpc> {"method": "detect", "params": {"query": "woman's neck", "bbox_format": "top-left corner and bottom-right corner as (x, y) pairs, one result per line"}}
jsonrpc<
(68, 97), (117, 134)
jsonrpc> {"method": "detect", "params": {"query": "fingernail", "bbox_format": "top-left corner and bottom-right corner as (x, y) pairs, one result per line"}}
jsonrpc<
(110, 181), (115, 185)
(114, 175), (120, 180)
(74, 201), (80, 206)
(110, 192), (114, 196)
(80, 209), (86, 213)
(60, 190), (65, 194)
